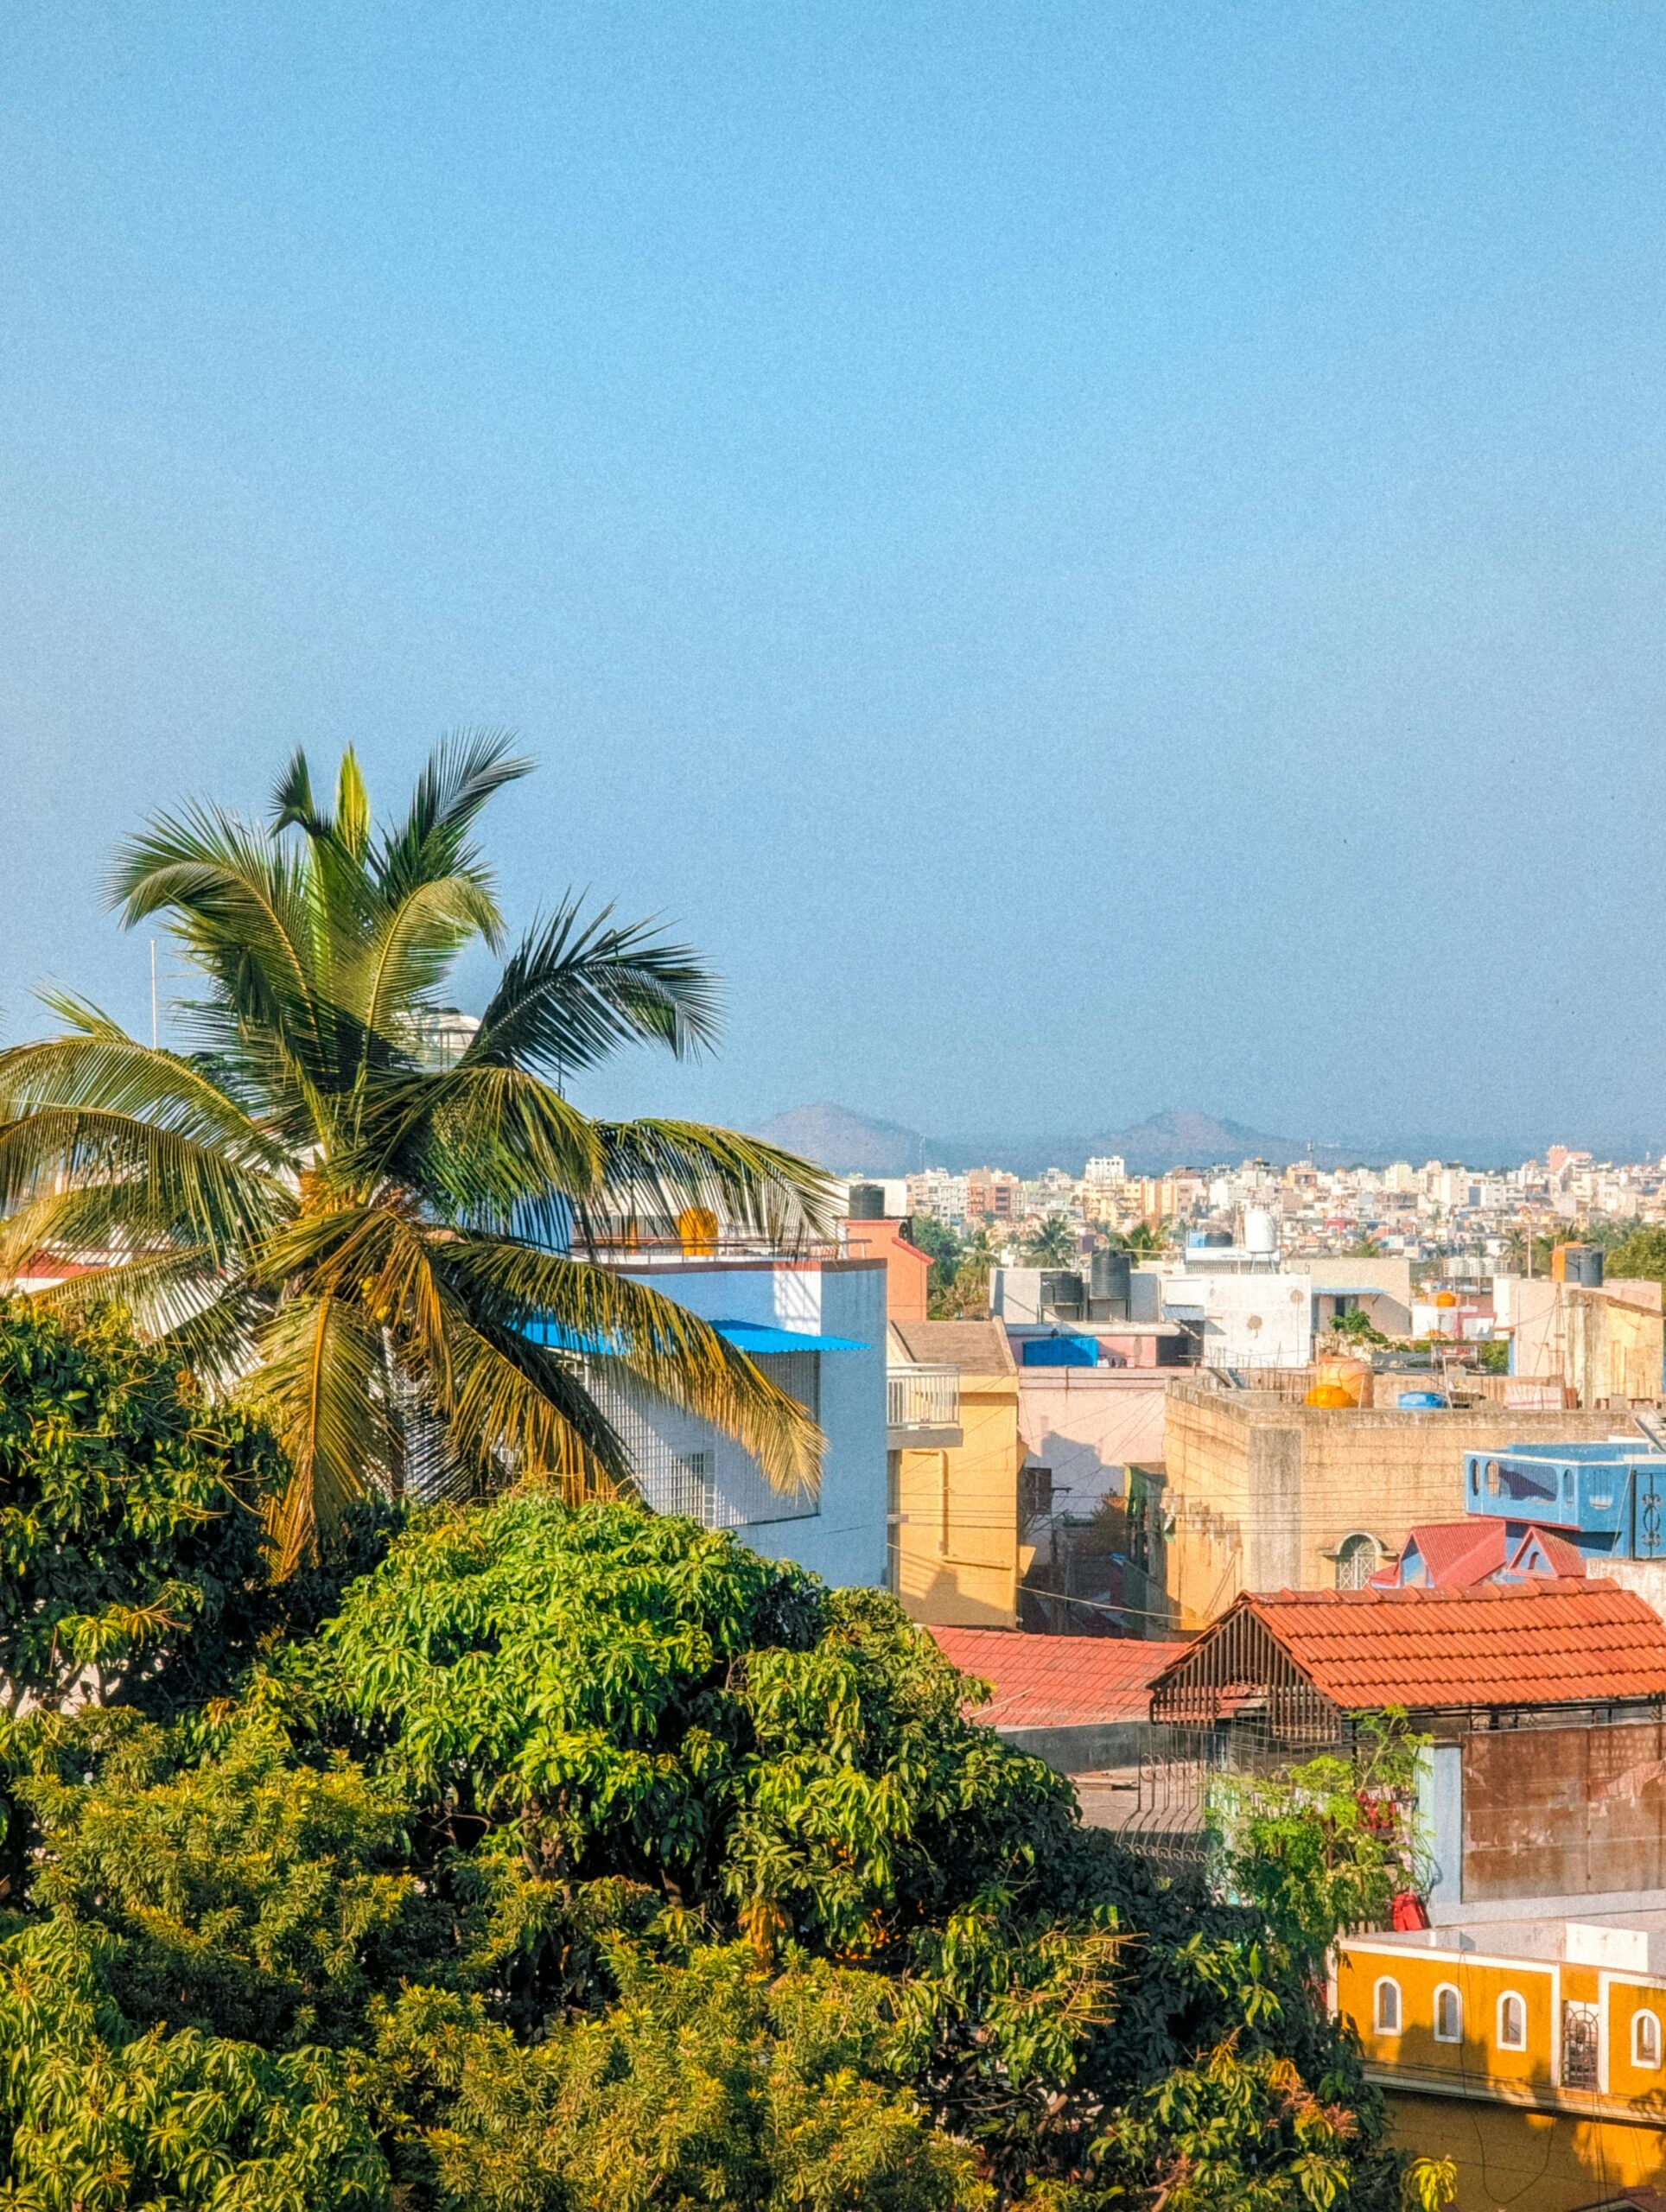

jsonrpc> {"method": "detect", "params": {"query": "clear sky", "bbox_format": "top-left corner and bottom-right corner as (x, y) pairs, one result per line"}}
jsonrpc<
(3, 4), (1665, 1154)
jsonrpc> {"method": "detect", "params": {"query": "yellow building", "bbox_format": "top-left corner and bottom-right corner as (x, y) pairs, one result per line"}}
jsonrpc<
(1336, 1919), (1666, 2212)
(887, 1319), (1027, 1627)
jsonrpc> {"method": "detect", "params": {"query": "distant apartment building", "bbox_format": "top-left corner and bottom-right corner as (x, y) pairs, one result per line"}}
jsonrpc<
(1084, 1155), (1126, 1185)
(965, 1167), (1021, 1221)
(905, 1168), (968, 1222)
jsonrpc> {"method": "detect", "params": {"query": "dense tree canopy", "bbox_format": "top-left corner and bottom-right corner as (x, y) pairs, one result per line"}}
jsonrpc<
(0, 1300), (285, 1721)
(0, 1463), (1428, 2212)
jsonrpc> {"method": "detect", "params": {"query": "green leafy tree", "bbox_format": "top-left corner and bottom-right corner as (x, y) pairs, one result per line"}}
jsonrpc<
(0, 1300), (285, 1719)
(935, 1227), (1004, 1319)
(0, 1918), (387, 2209)
(1208, 1715), (1428, 1967)
(907, 1217), (966, 1317)
(1326, 1308), (1389, 1347)
(0, 1497), (1426, 2210)
(364, 1948), (981, 2212)
(0, 738), (833, 1568)
(1104, 1221), (1168, 1259)
(1607, 1225), (1666, 1287)
(1021, 1215), (1078, 1268)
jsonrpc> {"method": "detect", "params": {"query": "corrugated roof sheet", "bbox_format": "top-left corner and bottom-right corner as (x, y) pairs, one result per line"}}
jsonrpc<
(928, 1624), (1186, 1727)
(1166, 1580), (1666, 1712)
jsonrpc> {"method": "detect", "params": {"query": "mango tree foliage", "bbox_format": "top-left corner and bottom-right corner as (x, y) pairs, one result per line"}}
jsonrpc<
(0, 1497), (1426, 2210)
(0, 1301), (284, 1719)
(0, 1919), (385, 2209)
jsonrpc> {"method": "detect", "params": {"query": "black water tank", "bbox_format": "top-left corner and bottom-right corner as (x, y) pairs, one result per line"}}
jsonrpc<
(847, 1182), (887, 1220)
(1562, 1243), (1605, 1287)
(1091, 1249), (1132, 1306)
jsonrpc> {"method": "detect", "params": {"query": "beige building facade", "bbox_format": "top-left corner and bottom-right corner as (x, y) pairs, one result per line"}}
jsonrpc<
(1160, 1382), (1643, 1628)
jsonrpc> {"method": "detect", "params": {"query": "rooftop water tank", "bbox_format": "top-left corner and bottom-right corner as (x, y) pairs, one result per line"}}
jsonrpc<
(847, 1182), (886, 1221)
(1243, 1209), (1278, 1254)
(1552, 1243), (1605, 1287)
(1090, 1249), (1131, 1309)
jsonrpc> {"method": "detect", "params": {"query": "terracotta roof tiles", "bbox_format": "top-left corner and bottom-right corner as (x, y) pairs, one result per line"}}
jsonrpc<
(1153, 1580), (1666, 1713)
(927, 1625), (1186, 1728)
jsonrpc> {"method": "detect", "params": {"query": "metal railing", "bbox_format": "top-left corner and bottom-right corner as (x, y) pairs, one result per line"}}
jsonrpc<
(887, 1363), (961, 1431)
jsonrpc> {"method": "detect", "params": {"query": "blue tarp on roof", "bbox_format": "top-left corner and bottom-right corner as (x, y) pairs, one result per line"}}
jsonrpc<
(521, 1317), (867, 1357)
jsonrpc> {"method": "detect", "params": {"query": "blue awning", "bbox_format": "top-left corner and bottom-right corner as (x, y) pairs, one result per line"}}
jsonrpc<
(520, 1317), (868, 1357)
(709, 1318), (868, 1354)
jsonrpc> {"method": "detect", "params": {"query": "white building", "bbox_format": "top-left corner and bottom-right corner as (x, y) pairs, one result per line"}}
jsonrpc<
(591, 1251), (890, 1590)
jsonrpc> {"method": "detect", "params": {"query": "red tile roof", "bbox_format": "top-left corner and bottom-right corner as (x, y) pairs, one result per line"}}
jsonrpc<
(1370, 1520), (1587, 1589)
(927, 1625), (1186, 1728)
(1152, 1580), (1666, 1713)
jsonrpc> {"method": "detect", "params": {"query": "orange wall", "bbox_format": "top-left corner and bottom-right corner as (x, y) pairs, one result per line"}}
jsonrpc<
(843, 1218), (931, 1321)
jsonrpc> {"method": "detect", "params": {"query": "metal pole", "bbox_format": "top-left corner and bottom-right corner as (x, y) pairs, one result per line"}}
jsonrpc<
(149, 940), (158, 1050)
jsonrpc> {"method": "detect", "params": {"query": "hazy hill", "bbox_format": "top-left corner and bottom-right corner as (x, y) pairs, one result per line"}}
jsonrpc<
(753, 1102), (928, 1175)
(752, 1102), (1395, 1177)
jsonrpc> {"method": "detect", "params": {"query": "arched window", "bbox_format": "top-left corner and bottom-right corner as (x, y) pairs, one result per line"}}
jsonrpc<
(1336, 1534), (1380, 1592)
(1635, 2010), (1662, 2069)
(1497, 1992), (1527, 2050)
(1373, 1977), (1401, 2035)
(1434, 1984), (1463, 2043)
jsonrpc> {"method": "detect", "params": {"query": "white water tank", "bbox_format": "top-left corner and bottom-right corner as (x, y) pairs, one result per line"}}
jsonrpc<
(1243, 1209), (1279, 1255)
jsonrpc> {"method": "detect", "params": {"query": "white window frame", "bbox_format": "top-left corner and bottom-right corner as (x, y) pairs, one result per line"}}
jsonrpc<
(1497, 1991), (1527, 2051)
(1373, 1976), (1402, 2034)
(1634, 2008), (1662, 2069)
(1434, 1983), (1463, 2043)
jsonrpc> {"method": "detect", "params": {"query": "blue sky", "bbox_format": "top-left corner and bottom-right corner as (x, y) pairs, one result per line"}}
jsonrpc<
(3, 4), (1665, 1152)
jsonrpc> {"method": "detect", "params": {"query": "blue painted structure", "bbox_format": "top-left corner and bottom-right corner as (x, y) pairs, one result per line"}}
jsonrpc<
(1464, 1441), (1666, 1560)
(1020, 1332), (1098, 1368)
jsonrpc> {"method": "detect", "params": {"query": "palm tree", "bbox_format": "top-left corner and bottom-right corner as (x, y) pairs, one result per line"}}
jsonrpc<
(1105, 1219), (1168, 1258)
(1021, 1214), (1078, 1268)
(0, 737), (835, 1569)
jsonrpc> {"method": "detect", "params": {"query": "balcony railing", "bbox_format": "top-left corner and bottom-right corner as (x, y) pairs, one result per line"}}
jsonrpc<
(887, 1363), (962, 1432)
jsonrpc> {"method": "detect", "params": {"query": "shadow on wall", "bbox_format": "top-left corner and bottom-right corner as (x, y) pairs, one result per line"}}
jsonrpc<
(1019, 1474), (1178, 1639)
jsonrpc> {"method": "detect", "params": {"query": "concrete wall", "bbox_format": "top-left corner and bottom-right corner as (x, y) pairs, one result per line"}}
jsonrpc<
(623, 1258), (890, 1590)
(1306, 1255), (1415, 1306)
(1497, 1276), (1665, 1405)
(894, 1369), (1022, 1627)
(1155, 1270), (1313, 1369)
(1014, 1370), (1167, 1519)
(1160, 1384), (1641, 1626)
(1463, 1719), (1666, 1904)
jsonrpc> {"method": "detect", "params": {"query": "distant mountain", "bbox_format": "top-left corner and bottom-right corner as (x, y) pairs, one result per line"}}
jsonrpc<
(753, 1102), (928, 1175)
(753, 1101), (1660, 1178)
(1071, 1108), (1389, 1175)
(752, 1102), (1398, 1178)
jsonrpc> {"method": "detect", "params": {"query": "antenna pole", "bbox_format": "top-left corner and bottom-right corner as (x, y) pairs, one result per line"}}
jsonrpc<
(149, 940), (158, 1051)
